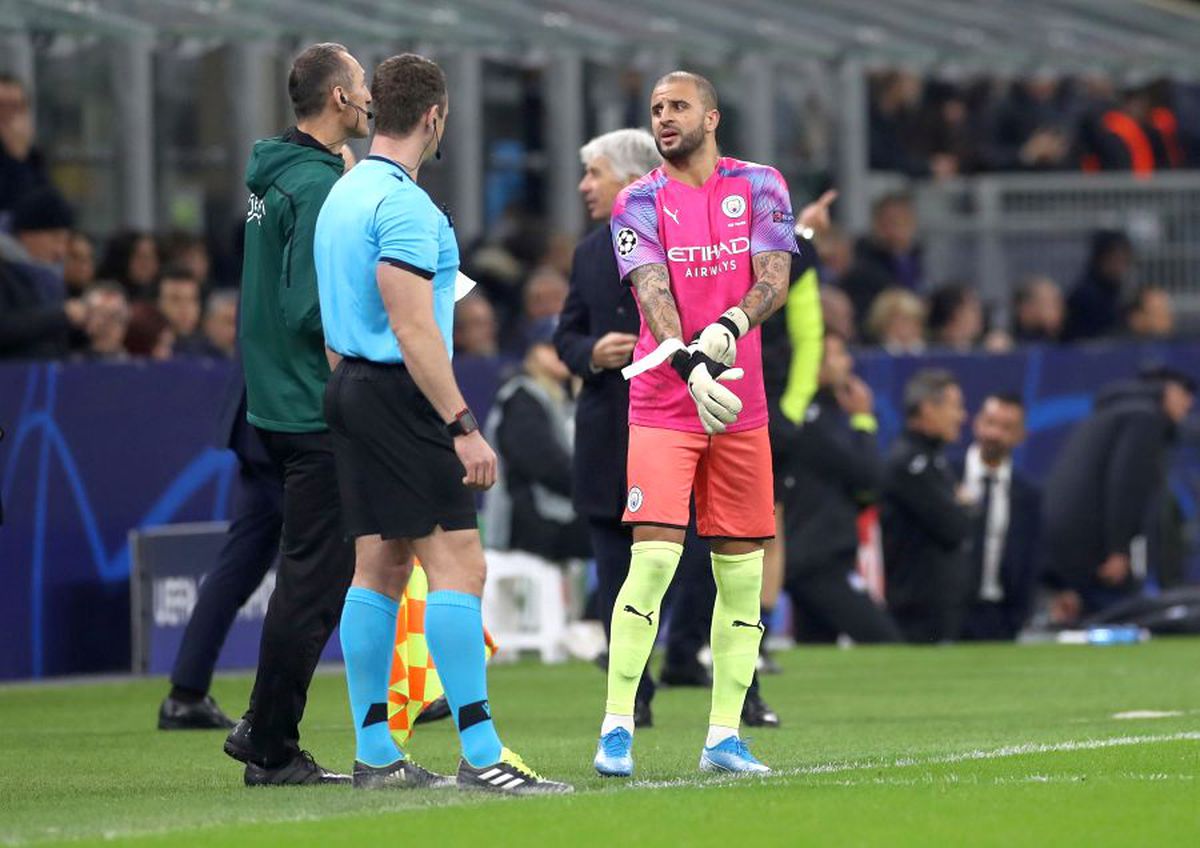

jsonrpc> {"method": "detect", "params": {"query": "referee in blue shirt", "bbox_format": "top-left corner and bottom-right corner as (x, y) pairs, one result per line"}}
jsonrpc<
(314, 54), (571, 794)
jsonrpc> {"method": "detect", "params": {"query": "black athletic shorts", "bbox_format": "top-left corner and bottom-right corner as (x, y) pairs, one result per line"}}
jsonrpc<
(323, 357), (477, 540)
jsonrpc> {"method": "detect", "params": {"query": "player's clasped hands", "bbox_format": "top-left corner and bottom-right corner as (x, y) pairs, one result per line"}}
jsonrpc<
(454, 430), (498, 491)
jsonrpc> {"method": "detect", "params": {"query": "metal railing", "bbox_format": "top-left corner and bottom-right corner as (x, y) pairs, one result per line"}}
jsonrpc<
(906, 172), (1200, 324)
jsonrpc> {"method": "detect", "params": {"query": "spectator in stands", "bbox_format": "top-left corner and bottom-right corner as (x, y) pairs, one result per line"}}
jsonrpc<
(927, 283), (984, 351)
(957, 394), (1041, 641)
(866, 288), (926, 355)
(156, 266), (203, 344)
(200, 290), (238, 358)
(502, 265), (569, 355)
(0, 73), (50, 226)
(124, 302), (174, 360)
(1064, 230), (1133, 341)
(1126, 284), (1175, 339)
(63, 231), (96, 296)
(813, 224), (854, 286)
(882, 369), (971, 643)
(982, 75), (1073, 171)
(453, 291), (500, 357)
(160, 232), (213, 288)
(1041, 368), (1195, 624)
(840, 193), (924, 327)
(777, 332), (900, 643)
(1012, 275), (1065, 343)
(99, 230), (160, 301)
(820, 286), (856, 343)
(2, 188), (72, 297)
(913, 83), (977, 178)
(79, 282), (130, 361)
(1084, 86), (1177, 175)
(868, 71), (927, 177)
(484, 318), (589, 561)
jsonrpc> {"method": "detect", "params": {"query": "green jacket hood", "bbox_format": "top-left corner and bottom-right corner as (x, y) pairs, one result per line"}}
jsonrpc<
(245, 130), (343, 196)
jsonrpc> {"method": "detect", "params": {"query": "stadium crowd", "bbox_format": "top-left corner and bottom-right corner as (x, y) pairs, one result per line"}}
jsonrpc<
(2, 63), (1196, 656)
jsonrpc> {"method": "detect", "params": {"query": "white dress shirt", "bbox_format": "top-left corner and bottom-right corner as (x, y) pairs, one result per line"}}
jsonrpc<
(961, 444), (1012, 603)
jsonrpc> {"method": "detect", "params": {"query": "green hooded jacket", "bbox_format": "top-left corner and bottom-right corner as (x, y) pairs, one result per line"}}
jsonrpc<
(239, 128), (344, 433)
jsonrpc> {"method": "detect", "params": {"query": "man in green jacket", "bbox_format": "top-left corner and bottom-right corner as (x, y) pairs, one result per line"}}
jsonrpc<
(223, 42), (371, 785)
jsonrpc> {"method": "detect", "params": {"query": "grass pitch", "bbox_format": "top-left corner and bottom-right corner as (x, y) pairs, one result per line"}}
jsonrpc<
(1, 640), (1198, 846)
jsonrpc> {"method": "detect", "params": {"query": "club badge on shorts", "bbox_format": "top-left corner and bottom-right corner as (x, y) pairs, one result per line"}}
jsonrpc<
(626, 486), (644, 513)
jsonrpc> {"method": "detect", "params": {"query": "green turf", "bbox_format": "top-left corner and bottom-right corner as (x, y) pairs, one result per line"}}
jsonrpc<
(1, 640), (1198, 846)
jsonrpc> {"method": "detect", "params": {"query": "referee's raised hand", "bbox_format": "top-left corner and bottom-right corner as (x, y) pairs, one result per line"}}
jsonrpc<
(455, 430), (498, 491)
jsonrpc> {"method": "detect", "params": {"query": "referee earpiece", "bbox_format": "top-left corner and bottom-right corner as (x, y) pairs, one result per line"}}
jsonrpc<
(433, 118), (442, 160)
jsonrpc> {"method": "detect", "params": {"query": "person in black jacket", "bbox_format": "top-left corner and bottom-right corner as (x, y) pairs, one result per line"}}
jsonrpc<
(554, 128), (777, 727)
(1042, 368), (1195, 624)
(838, 193), (925, 334)
(881, 369), (971, 643)
(957, 394), (1041, 641)
(1063, 230), (1132, 341)
(779, 332), (900, 643)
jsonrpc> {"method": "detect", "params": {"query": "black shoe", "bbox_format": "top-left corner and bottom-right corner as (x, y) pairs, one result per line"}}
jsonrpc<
(223, 719), (254, 764)
(659, 661), (712, 688)
(634, 698), (653, 729)
(757, 645), (783, 676)
(741, 690), (780, 728)
(158, 694), (236, 730)
(457, 748), (573, 795)
(413, 695), (451, 725)
(353, 757), (455, 789)
(244, 751), (351, 786)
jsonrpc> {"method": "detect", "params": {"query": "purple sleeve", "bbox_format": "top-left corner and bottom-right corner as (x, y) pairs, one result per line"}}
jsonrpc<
(750, 166), (799, 255)
(610, 187), (666, 281)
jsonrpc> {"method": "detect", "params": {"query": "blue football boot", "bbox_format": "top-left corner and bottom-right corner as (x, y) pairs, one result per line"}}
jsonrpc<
(699, 735), (771, 774)
(593, 727), (634, 777)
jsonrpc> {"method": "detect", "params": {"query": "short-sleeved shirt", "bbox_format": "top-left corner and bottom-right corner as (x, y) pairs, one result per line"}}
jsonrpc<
(314, 155), (459, 364)
(610, 157), (798, 434)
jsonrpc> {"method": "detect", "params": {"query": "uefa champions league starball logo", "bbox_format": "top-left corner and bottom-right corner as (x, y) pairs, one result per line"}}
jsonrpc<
(616, 227), (639, 257)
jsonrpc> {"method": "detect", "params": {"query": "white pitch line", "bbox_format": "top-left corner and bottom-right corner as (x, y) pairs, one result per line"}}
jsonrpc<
(625, 732), (1200, 791)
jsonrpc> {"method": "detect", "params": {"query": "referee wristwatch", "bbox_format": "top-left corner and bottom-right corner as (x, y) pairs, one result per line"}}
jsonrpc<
(447, 407), (479, 437)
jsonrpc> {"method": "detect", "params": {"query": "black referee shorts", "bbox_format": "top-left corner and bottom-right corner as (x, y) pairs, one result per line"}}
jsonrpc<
(324, 357), (477, 540)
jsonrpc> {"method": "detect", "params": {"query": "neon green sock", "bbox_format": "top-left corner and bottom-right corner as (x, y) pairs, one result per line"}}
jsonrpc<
(604, 541), (682, 716)
(709, 549), (765, 729)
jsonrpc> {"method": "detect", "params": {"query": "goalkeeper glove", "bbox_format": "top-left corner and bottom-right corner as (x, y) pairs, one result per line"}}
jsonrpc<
(695, 307), (750, 367)
(671, 347), (744, 435)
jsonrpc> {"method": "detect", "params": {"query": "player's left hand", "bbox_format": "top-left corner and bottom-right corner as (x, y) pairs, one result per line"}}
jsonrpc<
(696, 307), (750, 367)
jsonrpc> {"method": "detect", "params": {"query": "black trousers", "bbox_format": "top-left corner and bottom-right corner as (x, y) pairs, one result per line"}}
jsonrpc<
(169, 457), (282, 695)
(787, 565), (901, 644)
(589, 517), (720, 705)
(247, 429), (354, 766)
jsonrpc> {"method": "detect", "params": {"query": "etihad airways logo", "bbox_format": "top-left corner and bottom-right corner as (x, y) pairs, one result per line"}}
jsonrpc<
(667, 237), (750, 279)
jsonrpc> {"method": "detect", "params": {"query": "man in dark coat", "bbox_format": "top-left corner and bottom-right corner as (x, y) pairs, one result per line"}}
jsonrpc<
(1063, 230), (1132, 341)
(1042, 368), (1195, 623)
(881, 369), (972, 643)
(957, 394), (1042, 641)
(838, 193), (925, 333)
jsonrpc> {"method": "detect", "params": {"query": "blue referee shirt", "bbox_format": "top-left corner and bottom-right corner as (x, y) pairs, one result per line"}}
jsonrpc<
(314, 155), (459, 364)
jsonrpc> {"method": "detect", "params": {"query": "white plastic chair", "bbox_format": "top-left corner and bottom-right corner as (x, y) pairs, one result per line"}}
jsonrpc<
(482, 550), (568, 663)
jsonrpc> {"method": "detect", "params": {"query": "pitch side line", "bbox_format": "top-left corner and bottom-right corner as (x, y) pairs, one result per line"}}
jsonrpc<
(625, 731), (1200, 790)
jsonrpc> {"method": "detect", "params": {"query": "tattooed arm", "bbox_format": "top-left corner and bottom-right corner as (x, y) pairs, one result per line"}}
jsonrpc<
(738, 250), (792, 328)
(629, 263), (683, 344)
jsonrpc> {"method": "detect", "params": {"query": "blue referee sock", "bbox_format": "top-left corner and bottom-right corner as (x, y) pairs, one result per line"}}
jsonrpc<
(425, 590), (504, 767)
(340, 587), (404, 767)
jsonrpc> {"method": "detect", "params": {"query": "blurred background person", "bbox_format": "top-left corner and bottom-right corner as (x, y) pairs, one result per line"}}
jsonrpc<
(981, 74), (1074, 171)
(777, 332), (900, 644)
(502, 265), (569, 355)
(927, 282), (984, 352)
(160, 232), (213, 289)
(1012, 275), (1065, 343)
(197, 290), (238, 359)
(1041, 367), (1195, 624)
(1063, 230), (1133, 341)
(124, 302), (174, 360)
(63, 231), (97, 296)
(453, 291), (500, 358)
(1125, 284), (1175, 340)
(882, 369), (971, 643)
(485, 319), (589, 561)
(156, 266), (204, 347)
(99, 230), (161, 302)
(818, 286), (856, 343)
(0, 73), (50, 225)
(840, 192), (925, 329)
(78, 282), (130, 362)
(957, 394), (1041, 641)
(866, 288), (927, 354)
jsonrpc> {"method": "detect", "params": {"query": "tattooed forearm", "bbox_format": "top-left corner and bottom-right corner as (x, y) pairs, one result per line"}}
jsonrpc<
(630, 263), (683, 344)
(740, 250), (792, 327)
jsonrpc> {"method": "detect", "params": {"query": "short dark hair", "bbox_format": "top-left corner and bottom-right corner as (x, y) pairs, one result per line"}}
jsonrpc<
(371, 54), (447, 138)
(872, 191), (913, 218)
(927, 282), (974, 332)
(903, 368), (958, 418)
(158, 264), (199, 287)
(653, 71), (719, 111)
(985, 391), (1025, 410)
(1139, 364), (1197, 395)
(288, 43), (351, 121)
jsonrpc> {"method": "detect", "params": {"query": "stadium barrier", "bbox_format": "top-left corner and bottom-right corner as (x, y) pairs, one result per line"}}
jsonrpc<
(2, 340), (1198, 680)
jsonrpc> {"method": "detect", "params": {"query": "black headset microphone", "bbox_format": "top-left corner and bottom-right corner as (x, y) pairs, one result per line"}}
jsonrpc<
(433, 118), (441, 160)
(339, 92), (374, 121)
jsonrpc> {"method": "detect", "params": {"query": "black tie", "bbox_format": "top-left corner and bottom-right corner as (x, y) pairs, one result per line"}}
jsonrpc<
(973, 474), (995, 582)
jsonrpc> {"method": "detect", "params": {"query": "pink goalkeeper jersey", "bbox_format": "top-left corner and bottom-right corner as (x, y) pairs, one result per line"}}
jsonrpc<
(611, 157), (798, 434)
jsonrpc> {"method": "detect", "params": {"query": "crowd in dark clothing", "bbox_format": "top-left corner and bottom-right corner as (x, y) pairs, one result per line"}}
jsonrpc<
(869, 71), (1197, 179)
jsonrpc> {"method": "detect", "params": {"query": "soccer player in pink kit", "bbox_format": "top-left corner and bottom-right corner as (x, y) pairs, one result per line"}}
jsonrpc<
(594, 71), (798, 778)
